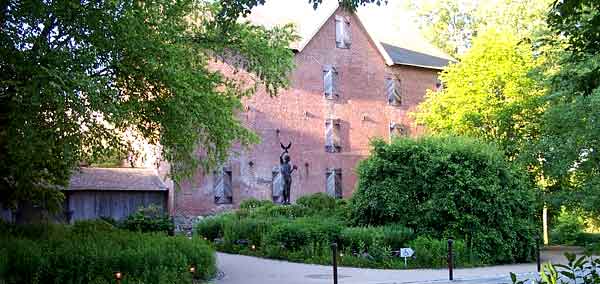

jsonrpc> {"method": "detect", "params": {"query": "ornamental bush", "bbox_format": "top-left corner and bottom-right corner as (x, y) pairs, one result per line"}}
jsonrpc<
(350, 137), (538, 264)
(0, 221), (216, 284)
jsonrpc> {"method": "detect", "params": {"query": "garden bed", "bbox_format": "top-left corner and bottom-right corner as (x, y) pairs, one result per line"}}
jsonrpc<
(0, 220), (216, 284)
(195, 194), (483, 269)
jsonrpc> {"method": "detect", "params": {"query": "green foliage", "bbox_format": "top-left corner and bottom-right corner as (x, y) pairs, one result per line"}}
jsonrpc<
(296, 192), (336, 212)
(0, 221), (216, 284)
(550, 208), (585, 245)
(339, 224), (414, 252)
(408, 237), (470, 268)
(121, 205), (174, 234)
(195, 213), (236, 241)
(194, 192), (486, 268)
(264, 217), (342, 251)
(532, 0), (600, 216)
(350, 137), (538, 264)
(239, 198), (273, 210)
(405, 0), (551, 57)
(415, 29), (544, 159)
(511, 253), (600, 284)
(0, 0), (297, 210)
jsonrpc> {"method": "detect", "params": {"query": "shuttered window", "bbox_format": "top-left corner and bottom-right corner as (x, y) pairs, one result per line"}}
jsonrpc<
(323, 65), (338, 99)
(390, 122), (409, 139)
(214, 167), (233, 204)
(271, 167), (284, 204)
(325, 119), (341, 153)
(326, 168), (342, 199)
(335, 15), (351, 49)
(436, 78), (444, 92)
(385, 77), (401, 106)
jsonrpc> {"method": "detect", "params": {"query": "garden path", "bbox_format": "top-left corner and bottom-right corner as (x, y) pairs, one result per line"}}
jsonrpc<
(214, 252), (541, 284)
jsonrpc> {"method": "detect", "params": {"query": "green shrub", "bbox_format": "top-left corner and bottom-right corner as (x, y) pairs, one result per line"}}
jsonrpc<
(340, 227), (382, 252)
(239, 198), (273, 210)
(72, 219), (116, 234)
(222, 218), (276, 248)
(296, 193), (336, 212)
(264, 217), (342, 251)
(350, 137), (537, 264)
(0, 223), (216, 284)
(550, 208), (585, 245)
(381, 224), (415, 249)
(121, 205), (174, 234)
(408, 237), (470, 268)
(195, 213), (235, 240)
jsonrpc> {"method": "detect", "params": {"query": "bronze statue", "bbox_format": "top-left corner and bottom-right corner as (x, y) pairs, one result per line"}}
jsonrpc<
(279, 142), (297, 205)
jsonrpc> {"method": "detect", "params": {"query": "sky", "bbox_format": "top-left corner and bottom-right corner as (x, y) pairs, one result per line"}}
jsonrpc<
(245, 0), (453, 59)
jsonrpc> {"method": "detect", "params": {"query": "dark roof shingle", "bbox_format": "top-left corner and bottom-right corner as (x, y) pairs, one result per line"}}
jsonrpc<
(68, 168), (168, 191)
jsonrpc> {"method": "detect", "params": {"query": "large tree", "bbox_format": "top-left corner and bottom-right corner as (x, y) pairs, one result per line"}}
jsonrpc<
(414, 29), (545, 160)
(405, 0), (552, 57)
(0, 0), (382, 211)
(533, 0), (600, 214)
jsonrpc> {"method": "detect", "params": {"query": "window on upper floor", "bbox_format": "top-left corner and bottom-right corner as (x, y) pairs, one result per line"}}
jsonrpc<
(390, 122), (409, 139)
(325, 118), (341, 153)
(214, 167), (233, 204)
(323, 65), (338, 99)
(436, 78), (444, 92)
(325, 168), (342, 199)
(335, 15), (351, 49)
(385, 76), (401, 106)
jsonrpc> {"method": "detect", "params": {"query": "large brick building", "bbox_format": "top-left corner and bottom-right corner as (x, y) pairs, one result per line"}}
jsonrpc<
(173, 2), (453, 216)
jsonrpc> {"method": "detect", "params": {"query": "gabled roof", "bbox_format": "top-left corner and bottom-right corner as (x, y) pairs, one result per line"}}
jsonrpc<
(68, 167), (168, 191)
(244, 1), (455, 70)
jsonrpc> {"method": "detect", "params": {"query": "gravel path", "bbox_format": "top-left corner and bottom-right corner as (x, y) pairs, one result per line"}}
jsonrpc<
(214, 253), (539, 284)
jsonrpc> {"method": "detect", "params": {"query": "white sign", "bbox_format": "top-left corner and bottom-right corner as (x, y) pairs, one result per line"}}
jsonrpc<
(400, 248), (414, 258)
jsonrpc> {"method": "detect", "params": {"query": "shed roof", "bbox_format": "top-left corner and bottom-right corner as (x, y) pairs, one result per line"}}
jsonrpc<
(243, 1), (455, 70)
(68, 168), (168, 191)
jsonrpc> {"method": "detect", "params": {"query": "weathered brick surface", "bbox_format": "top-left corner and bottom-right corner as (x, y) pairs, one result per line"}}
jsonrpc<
(173, 8), (440, 216)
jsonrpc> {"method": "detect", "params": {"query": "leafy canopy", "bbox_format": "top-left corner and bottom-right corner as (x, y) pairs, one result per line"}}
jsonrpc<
(0, 0), (383, 209)
(405, 0), (552, 57)
(414, 29), (544, 159)
(532, 0), (600, 214)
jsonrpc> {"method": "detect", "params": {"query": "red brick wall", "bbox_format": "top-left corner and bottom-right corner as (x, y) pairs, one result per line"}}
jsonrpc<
(173, 8), (440, 216)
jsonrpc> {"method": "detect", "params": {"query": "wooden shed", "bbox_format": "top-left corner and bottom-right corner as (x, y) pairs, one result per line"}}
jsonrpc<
(65, 167), (169, 222)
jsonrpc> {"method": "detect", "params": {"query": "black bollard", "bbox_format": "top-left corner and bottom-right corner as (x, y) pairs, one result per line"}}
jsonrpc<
(448, 239), (454, 281)
(536, 237), (541, 272)
(331, 242), (338, 284)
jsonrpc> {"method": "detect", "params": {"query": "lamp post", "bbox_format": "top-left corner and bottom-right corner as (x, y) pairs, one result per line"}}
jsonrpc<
(447, 239), (454, 281)
(189, 265), (196, 284)
(331, 242), (338, 284)
(114, 272), (122, 284)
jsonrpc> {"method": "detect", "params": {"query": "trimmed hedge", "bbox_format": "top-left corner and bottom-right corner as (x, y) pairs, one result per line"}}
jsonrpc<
(351, 137), (538, 264)
(0, 220), (215, 284)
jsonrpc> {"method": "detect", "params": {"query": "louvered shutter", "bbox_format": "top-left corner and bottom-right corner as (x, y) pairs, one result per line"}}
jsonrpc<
(325, 120), (334, 151)
(332, 120), (341, 148)
(326, 170), (336, 197)
(272, 167), (284, 203)
(344, 17), (351, 47)
(324, 67), (334, 98)
(326, 168), (342, 198)
(214, 168), (233, 204)
(335, 15), (344, 48)
(386, 77), (401, 106)
(214, 171), (225, 204)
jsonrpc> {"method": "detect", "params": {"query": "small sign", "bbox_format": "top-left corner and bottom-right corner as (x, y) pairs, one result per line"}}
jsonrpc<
(400, 248), (414, 258)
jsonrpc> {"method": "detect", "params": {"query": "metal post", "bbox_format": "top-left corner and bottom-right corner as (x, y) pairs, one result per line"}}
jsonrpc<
(331, 242), (338, 284)
(536, 237), (541, 272)
(448, 239), (454, 281)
